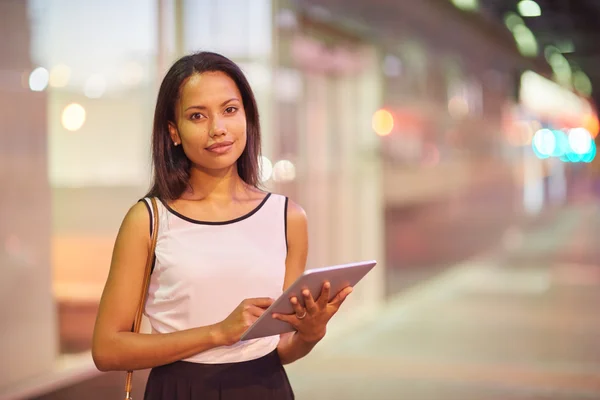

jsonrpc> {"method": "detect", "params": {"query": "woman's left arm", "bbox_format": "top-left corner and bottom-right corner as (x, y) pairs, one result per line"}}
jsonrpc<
(275, 200), (353, 365)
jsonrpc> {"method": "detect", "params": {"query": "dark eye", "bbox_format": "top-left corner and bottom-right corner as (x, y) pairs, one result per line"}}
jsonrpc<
(190, 112), (203, 120)
(225, 106), (238, 114)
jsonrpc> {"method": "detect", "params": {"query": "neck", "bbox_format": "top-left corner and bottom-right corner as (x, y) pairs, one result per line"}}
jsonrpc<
(183, 163), (247, 201)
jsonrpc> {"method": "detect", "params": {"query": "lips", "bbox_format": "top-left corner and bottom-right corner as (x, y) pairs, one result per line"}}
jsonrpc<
(205, 141), (234, 154)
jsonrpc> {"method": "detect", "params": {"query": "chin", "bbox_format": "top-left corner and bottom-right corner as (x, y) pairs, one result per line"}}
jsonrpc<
(190, 143), (245, 171)
(196, 154), (241, 172)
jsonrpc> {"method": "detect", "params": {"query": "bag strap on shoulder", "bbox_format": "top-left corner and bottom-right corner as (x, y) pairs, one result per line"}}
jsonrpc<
(124, 197), (159, 399)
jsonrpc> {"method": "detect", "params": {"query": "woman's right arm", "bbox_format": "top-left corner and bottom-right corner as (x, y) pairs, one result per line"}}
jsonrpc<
(92, 202), (224, 372)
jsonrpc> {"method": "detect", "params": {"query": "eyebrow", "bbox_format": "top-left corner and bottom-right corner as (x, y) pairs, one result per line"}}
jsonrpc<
(184, 98), (240, 112)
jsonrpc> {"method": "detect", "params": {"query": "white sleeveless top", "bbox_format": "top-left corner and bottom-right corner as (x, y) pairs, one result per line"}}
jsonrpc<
(141, 193), (288, 364)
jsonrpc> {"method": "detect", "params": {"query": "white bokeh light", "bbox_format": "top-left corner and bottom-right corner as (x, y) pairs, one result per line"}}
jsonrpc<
(259, 156), (273, 182)
(29, 67), (49, 91)
(273, 160), (296, 182)
(61, 103), (86, 132)
(532, 128), (556, 156)
(568, 128), (593, 155)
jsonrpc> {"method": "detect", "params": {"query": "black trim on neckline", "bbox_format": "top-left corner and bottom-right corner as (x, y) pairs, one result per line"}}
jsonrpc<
(139, 199), (153, 236)
(284, 197), (289, 252)
(138, 198), (157, 274)
(160, 193), (272, 225)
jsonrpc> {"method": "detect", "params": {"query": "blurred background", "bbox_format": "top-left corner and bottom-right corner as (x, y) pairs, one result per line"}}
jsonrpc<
(1, 0), (599, 399)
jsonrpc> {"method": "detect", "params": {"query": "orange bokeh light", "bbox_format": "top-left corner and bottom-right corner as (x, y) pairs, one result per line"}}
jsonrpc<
(583, 114), (599, 138)
(372, 109), (394, 136)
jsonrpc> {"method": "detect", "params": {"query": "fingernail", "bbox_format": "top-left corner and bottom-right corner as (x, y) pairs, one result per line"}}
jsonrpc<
(325, 282), (331, 288)
(291, 297), (297, 304)
(303, 290), (310, 297)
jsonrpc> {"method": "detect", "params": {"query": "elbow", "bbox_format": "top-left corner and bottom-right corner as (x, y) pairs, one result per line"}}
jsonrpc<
(92, 346), (113, 372)
(92, 337), (118, 372)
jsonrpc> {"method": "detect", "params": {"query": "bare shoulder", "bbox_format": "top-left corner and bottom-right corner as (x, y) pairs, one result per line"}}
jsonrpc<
(120, 200), (152, 236)
(93, 199), (155, 358)
(283, 197), (308, 288)
(110, 200), (153, 253)
(285, 198), (307, 243)
(128, 200), (151, 219)
(286, 198), (307, 225)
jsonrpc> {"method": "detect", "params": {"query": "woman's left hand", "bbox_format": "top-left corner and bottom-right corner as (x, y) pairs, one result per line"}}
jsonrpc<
(272, 282), (353, 343)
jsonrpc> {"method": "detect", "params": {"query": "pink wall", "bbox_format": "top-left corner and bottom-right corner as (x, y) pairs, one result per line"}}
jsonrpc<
(0, 0), (58, 389)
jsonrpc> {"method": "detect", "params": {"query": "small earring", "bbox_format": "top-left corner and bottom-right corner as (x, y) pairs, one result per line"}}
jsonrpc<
(174, 142), (179, 146)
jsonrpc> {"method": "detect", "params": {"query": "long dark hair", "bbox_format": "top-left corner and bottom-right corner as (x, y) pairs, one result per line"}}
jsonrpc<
(145, 52), (262, 200)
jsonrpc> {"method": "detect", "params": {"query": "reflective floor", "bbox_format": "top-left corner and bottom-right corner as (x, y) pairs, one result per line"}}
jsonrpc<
(286, 195), (600, 399)
(32, 179), (600, 400)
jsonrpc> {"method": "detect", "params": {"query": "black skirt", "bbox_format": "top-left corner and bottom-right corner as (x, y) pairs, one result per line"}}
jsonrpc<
(143, 350), (295, 400)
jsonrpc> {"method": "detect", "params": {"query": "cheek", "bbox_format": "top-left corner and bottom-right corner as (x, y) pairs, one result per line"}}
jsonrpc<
(237, 130), (248, 150)
(231, 118), (247, 142)
(231, 117), (247, 134)
(180, 123), (208, 144)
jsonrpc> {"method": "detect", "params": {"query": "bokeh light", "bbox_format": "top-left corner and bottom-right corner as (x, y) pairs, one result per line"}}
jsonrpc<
(259, 156), (273, 182)
(568, 128), (593, 155)
(273, 160), (296, 182)
(581, 141), (597, 163)
(583, 114), (599, 138)
(29, 67), (49, 91)
(532, 128), (555, 158)
(533, 127), (597, 163)
(448, 96), (469, 119)
(372, 109), (394, 136)
(452, 0), (479, 12)
(61, 103), (86, 132)
(49, 64), (71, 88)
(517, 0), (541, 18)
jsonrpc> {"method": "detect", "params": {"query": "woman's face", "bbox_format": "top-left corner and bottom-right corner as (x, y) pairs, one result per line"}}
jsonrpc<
(169, 71), (247, 173)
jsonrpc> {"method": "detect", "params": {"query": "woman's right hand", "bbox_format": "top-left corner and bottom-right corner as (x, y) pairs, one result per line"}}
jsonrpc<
(216, 297), (274, 346)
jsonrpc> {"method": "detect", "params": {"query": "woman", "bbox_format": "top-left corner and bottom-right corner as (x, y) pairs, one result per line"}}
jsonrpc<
(92, 51), (353, 399)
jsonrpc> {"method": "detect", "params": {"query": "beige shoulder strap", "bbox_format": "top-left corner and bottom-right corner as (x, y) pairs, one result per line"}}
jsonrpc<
(124, 197), (159, 399)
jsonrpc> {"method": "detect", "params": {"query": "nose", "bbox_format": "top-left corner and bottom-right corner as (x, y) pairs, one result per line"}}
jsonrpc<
(210, 117), (227, 137)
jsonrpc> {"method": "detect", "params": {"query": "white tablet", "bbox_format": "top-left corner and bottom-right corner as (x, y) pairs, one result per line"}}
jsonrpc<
(240, 260), (377, 341)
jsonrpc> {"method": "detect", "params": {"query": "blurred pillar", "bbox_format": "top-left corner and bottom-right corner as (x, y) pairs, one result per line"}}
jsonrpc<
(270, 2), (385, 314)
(157, 0), (169, 83)
(0, 0), (57, 388)
(350, 46), (385, 310)
(331, 73), (359, 265)
(173, 0), (185, 59)
(296, 44), (385, 313)
(301, 72), (332, 269)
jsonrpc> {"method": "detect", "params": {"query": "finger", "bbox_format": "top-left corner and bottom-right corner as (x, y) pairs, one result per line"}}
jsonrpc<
(246, 297), (275, 308)
(245, 304), (268, 318)
(243, 313), (259, 327)
(330, 286), (353, 307)
(317, 281), (331, 308)
(302, 289), (318, 315)
(289, 296), (306, 317)
(271, 312), (299, 328)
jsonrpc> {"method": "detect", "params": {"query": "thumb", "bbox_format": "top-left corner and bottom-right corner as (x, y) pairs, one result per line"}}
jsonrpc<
(247, 297), (275, 308)
(330, 287), (353, 307)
